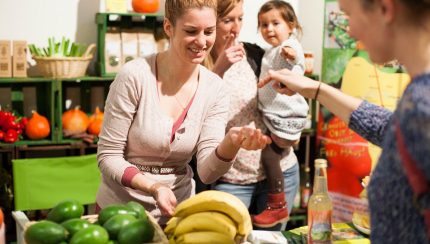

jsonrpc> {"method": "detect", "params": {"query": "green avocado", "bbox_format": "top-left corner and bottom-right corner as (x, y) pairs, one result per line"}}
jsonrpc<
(126, 201), (148, 219)
(117, 218), (154, 244)
(46, 200), (84, 223)
(25, 220), (68, 244)
(61, 218), (91, 238)
(98, 205), (137, 225)
(69, 225), (109, 244)
(103, 214), (137, 240)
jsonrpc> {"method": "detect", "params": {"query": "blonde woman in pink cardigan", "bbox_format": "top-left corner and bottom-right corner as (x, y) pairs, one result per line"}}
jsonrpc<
(95, 0), (271, 225)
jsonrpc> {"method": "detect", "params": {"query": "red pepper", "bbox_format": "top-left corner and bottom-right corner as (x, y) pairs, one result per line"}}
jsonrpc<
(0, 130), (4, 141)
(4, 129), (19, 143)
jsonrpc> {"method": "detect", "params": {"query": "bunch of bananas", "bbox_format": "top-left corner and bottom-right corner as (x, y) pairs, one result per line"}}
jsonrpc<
(165, 190), (252, 244)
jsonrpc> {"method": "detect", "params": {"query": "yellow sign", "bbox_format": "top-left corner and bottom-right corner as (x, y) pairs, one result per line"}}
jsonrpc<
(341, 56), (410, 169)
(105, 0), (127, 13)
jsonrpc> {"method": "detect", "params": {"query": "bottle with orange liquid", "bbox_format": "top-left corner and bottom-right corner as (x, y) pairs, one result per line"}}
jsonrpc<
(307, 159), (332, 243)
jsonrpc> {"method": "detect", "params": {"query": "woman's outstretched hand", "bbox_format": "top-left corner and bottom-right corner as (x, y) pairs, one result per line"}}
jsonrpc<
(228, 126), (272, 150)
(258, 69), (319, 99)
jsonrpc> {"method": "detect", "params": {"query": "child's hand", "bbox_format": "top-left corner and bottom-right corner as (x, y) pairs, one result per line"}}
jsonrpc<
(280, 46), (297, 62)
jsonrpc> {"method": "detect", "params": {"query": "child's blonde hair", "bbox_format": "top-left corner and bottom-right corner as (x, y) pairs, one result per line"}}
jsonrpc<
(257, 0), (302, 39)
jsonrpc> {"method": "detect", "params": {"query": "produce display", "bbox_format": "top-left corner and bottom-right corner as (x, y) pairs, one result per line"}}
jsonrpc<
(24, 200), (156, 244)
(165, 190), (252, 244)
(28, 37), (87, 58)
(0, 109), (51, 143)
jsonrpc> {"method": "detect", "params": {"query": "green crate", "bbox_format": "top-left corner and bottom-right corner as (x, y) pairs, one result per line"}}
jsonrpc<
(0, 77), (58, 146)
(96, 12), (163, 77)
(57, 77), (113, 143)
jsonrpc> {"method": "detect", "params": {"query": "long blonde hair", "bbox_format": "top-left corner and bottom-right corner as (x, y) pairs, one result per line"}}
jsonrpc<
(202, 0), (243, 70)
(165, 0), (217, 26)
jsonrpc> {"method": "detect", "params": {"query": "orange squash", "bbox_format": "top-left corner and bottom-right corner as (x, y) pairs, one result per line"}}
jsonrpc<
(132, 0), (160, 13)
(88, 107), (104, 136)
(62, 106), (90, 134)
(25, 111), (50, 140)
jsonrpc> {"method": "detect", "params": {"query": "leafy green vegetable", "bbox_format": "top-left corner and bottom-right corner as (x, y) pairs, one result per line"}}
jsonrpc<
(29, 37), (87, 57)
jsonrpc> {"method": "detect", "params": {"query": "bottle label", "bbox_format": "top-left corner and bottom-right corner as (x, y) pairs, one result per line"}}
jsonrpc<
(308, 210), (332, 243)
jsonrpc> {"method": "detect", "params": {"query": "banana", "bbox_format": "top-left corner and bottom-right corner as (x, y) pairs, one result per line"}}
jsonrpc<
(175, 231), (235, 244)
(165, 216), (180, 236)
(173, 211), (237, 239)
(174, 190), (252, 239)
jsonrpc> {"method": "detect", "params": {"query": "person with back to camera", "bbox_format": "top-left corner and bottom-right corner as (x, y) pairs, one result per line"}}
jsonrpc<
(95, 0), (271, 226)
(253, 0), (309, 228)
(258, 0), (430, 242)
(203, 0), (302, 231)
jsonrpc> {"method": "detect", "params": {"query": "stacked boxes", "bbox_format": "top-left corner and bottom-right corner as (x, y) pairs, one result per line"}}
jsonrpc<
(96, 12), (166, 77)
(0, 40), (27, 78)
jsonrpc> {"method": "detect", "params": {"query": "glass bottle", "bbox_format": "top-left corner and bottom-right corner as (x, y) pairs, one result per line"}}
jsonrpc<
(301, 166), (311, 208)
(307, 159), (332, 243)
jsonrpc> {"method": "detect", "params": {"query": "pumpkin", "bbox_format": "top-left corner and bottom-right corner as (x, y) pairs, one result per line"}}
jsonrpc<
(25, 111), (50, 140)
(62, 106), (90, 134)
(88, 107), (104, 136)
(132, 0), (160, 13)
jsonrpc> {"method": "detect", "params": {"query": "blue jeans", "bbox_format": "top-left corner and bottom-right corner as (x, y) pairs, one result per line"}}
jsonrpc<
(214, 162), (300, 231)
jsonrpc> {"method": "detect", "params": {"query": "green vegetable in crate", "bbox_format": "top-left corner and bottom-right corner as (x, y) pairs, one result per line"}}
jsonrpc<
(61, 218), (91, 238)
(69, 225), (109, 244)
(25, 220), (68, 244)
(25, 111), (50, 140)
(28, 37), (87, 58)
(97, 205), (138, 226)
(117, 218), (154, 244)
(126, 201), (148, 220)
(103, 214), (137, 240)
(47, 200), (84, 223)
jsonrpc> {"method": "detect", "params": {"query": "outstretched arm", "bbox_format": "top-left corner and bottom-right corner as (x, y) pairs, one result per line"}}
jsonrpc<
(258, 69), (362, 124)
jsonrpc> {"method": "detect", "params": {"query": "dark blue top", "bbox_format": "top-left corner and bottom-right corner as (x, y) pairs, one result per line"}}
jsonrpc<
(349, 73), (430, 243)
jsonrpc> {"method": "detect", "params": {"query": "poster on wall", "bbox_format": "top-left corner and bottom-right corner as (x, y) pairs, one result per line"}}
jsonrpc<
(320, 0), (410, 222)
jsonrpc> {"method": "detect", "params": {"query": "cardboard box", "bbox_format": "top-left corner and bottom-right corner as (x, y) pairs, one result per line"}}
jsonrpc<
(0, 40), (12, 77)
(121, 31), (139, 64)
(104, 29), (122, 74)
(137, 30), (157, 57)
(12, 40), (27, 77)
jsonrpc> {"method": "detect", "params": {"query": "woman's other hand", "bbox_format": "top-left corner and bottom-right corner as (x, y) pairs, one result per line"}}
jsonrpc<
(213, 34), (245, 77)
(228, 126), (272, 150)
(258, 69), (319, 98)
(152, 183), (177, 217)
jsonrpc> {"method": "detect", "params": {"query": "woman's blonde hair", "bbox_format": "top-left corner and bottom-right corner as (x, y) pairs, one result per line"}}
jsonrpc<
(202, 0), (243, 70)
(165, 0), (218, 26)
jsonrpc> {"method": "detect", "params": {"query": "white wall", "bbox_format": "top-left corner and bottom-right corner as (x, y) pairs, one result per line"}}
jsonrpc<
(0, 0), (324, 74)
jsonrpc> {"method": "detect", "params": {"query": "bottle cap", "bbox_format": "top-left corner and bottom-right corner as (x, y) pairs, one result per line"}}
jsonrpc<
(305, 167), (310, 172)
(314, 158), (327, 167)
